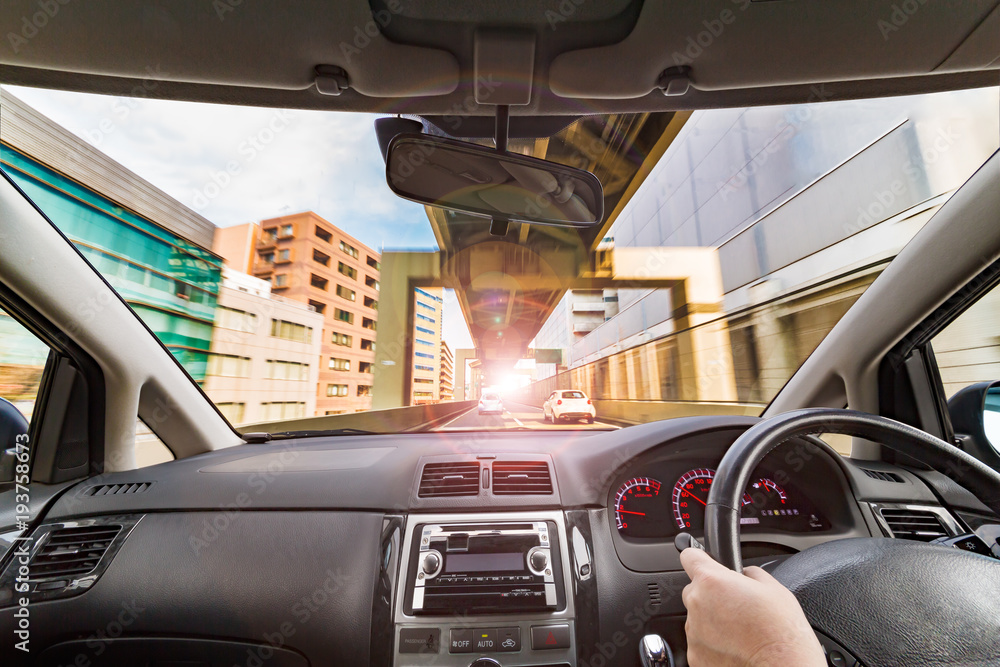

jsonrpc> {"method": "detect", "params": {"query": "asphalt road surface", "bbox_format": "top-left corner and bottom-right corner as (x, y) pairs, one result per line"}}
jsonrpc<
(438, 401), (617, 431)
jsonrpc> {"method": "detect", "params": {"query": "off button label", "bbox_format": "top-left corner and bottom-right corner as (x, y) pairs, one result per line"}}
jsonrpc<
(449, 628), (473, 654)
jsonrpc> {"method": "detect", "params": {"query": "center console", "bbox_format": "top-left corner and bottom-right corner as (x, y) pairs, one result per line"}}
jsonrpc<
(393, 511), (577, 666)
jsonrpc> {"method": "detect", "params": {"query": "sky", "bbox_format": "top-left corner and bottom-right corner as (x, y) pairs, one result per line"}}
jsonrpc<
(3, 85), (474, 350)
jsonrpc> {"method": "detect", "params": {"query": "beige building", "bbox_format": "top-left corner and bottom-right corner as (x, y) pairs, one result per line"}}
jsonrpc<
(439, 340), (454, 402)
(411, 287), (443, 404)
(213, 212), (381, 415)
(204, 268), (323, 425)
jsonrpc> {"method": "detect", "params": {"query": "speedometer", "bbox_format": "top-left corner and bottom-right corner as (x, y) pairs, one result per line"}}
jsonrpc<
(671, 468), (752, 530)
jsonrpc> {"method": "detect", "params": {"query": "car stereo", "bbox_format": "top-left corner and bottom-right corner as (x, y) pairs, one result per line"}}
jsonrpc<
(403, 521), (564, 614)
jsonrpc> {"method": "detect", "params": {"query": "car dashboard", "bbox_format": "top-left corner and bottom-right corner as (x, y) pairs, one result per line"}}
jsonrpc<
(1, 415), (996, 667)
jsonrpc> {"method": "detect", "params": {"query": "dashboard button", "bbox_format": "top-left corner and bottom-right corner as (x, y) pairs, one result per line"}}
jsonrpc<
(398, 628), (439, 654)
(530, 624), (571, 650)
(473, 628), (497, 652)
(497, 627), (520, 652)
(449, 628), (473, 653)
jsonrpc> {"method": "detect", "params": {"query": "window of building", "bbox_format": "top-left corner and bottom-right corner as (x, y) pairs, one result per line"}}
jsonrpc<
(364, 296), (378, 310)
(339, 240), (359, 258)
(329, 357), (350, 371)
(308, 300), (326, 315)
(325, 410), (347, 415)
(414, 391), (433, 398)
(334, 309), (354, 324)
(362, 317), (376, 331)
(270, 318), (313, 343)
(356, 384), (372, 397)
(315, 226), (332, 243)
(266, 359), (310, 381)
(261, 228), (278, 244)
(414, 378), (434, 384)
(416, 325), (434, 335)
(259, 251), (274, 263)
(175, 281), (191, 300)
(278, 224), (293, 238)
(338, 262), (357, 280)
(260, 401), (306, 420)
(360, 338), (374, 351)
(331, 331), (353, 346)
(276, 248), (291, 262)
(337, 284), (356, 301)
(311, 274), (328, 290)
(216, 402), (246, 424)
(417, 300), (436, 312)
(416, 313), (436, 324)
(416, 338), (434, 347)
(216, 305), (257, 333)
(365, 275), (379, 290)
(415, 364), (434, 372)
(415, 351), (435, 359)
(313, 249), (330, 266)
(366, 255), (380, 270)
(326, 383), (349, 397)
(359, 361), (373, 374)
(273, 274), (288, 288)
(415, 287), (442, 302)
(207, 353), (251, 378)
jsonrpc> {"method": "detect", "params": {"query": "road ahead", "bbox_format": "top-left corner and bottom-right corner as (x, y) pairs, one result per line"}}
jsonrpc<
(438, 401), (617, 431)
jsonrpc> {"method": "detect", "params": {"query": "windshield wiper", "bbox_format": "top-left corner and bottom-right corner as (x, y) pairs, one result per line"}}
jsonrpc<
(241, 428), (381, 443)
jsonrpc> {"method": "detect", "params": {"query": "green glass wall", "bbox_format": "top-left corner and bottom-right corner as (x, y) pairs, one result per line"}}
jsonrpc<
(1, 145), (220, 381)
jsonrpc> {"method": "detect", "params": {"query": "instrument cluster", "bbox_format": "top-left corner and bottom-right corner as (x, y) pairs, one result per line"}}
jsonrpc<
(613, 465), (830, 539)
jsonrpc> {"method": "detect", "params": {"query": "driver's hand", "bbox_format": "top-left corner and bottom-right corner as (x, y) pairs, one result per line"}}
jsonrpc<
(680, 547), (826, 667)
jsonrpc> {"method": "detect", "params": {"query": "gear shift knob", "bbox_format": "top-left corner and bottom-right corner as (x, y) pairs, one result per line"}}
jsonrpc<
(639, 634), (675, 667)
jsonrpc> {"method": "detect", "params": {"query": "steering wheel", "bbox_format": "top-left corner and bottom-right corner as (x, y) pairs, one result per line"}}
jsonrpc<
(704, 408), (1000, 666)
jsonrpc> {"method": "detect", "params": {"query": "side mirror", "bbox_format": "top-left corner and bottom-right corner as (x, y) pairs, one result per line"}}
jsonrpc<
(385, 133), (604, 227)
(0, 397), (29, 483)
(947, 381), (1000, 470)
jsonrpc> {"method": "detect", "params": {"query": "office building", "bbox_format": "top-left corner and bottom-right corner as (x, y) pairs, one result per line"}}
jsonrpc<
(202, 268), (323, 425)
(439, 340), (454, 402)
(1, 91), (222, 382)
(411, 287), (443, 404)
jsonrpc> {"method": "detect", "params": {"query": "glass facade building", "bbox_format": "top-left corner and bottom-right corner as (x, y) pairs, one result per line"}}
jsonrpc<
(1, 144), (221, 381)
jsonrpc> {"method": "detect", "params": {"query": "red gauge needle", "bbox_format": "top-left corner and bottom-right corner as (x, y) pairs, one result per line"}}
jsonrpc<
(616, 510), (646, 516)
(683, 492), (708, 507)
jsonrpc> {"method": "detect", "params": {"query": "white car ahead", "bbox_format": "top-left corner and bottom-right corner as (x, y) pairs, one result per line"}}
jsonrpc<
(543, 390), (596, 424)
(478, 392), (503, 415)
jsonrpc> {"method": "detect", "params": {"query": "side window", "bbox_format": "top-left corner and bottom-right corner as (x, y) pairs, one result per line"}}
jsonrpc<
(0, 305), (51, 481)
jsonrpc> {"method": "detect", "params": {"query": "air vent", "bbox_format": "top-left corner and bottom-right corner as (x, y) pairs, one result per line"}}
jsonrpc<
(418, 462), (480, 497)
(877, 507), (949, 542)
(83, 482), (152, 496)
(647, 583), (661, 606)
(861, 469), (904, 483)
(30, 525), (122, 579)
(492, 461), (553, 495)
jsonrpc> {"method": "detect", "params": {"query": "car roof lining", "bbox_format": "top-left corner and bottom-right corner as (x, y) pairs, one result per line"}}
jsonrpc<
(1, 0), (998, 116)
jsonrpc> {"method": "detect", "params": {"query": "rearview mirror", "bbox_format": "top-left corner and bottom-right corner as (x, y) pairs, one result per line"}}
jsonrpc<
(385, 134), (604, 227)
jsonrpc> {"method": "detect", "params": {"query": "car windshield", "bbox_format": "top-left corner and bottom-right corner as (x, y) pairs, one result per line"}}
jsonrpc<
(1, 85), (998, 433)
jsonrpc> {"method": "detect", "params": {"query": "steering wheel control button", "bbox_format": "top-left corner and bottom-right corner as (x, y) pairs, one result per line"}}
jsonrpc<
(398, 628), (440, 654)
(473, 628), (497, 652)
(449, 628), (473, 653)
(530, 624), (571, 650)
(815, 630), (862, 667)
(497, 627), (521, 652)
(828, 651), (849, 667)
(673, 532), (705, 553)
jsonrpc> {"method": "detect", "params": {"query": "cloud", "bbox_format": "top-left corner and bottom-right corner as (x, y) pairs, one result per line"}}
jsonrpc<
(3, 85), (437, 251)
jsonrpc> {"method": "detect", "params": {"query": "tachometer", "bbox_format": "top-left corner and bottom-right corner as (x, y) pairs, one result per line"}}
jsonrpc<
(614, 477), (662, 534)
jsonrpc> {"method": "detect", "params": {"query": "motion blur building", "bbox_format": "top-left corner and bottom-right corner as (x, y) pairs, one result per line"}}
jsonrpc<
(439, 340), (454, 402)
(0, 91), (222, 382)
(528, 87), (1000, 420)
(213, 212), (381, 415)
(202, 268), (323, 425)
(411, 287), (443, 404)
